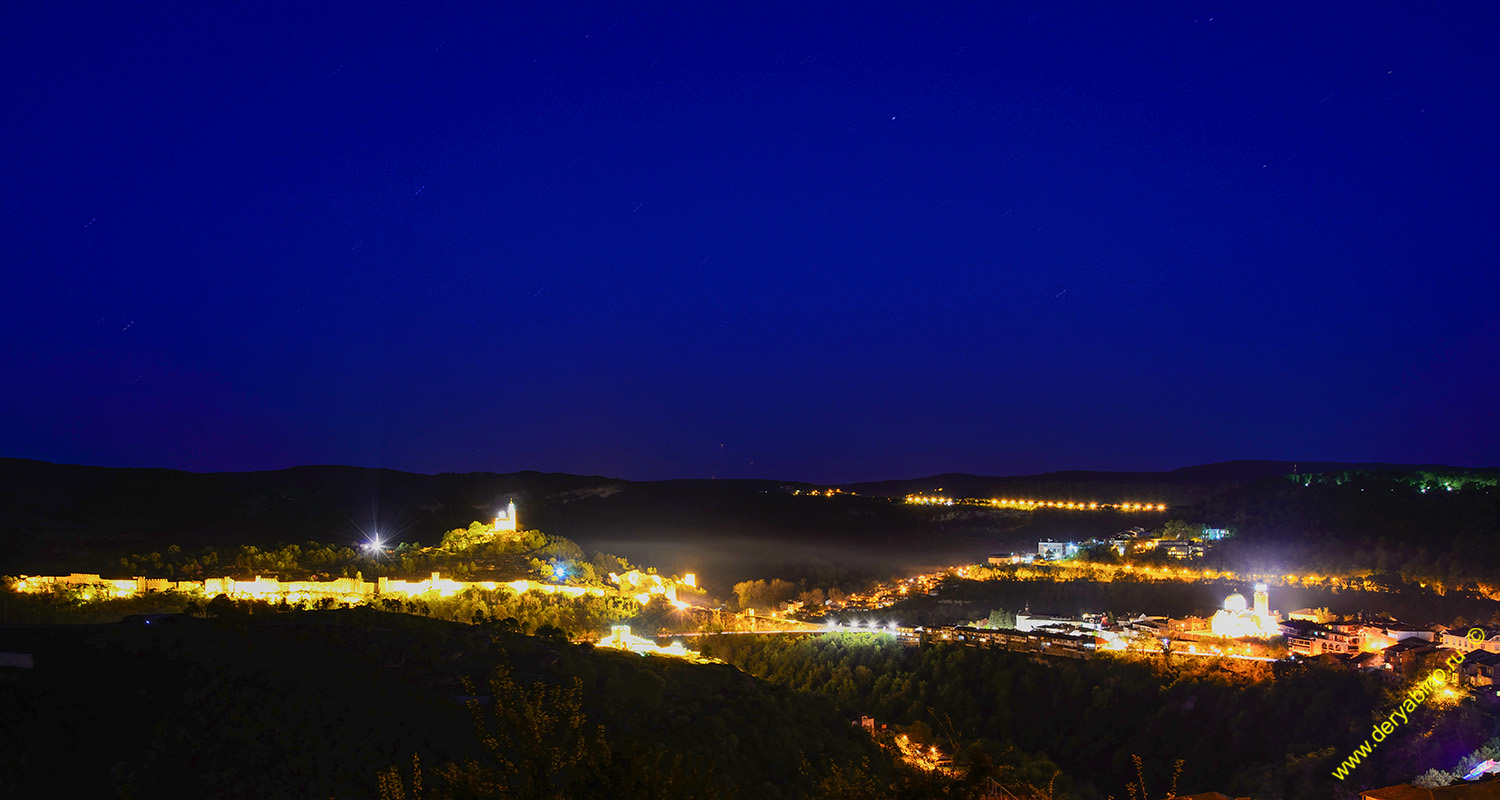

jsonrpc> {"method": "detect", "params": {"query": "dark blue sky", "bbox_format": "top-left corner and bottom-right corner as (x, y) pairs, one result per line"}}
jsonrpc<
(4, 2), (1497, 481)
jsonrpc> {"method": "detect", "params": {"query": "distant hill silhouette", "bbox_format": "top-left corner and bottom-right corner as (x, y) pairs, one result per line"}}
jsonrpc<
(838, 460), (1444, 502)
(1, 457), (1490, 593)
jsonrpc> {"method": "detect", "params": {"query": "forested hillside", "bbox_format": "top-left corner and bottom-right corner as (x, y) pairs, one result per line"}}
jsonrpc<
(711, 634), (1498, 799)
(0, 610), (891, 799)
(1192, 471), (1500, 590)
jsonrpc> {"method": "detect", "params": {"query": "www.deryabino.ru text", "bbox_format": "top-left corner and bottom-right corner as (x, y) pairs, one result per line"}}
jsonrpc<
(1331, 627), (1486, 781)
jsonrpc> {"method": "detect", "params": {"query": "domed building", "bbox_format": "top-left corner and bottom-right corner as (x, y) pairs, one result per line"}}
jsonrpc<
(1210, 584), (1278, 638)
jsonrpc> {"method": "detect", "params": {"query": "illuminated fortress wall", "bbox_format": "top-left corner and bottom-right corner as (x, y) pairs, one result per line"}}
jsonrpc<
(12, 571), (677, 605)
(607, 569), (678, 604)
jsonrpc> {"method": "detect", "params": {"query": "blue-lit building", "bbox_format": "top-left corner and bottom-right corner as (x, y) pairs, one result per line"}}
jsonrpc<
(1037, 541), (1076, 560)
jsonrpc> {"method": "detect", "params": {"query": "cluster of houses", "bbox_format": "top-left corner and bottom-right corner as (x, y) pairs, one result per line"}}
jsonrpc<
(923, 609), (1132, 659)
(990, 527), (1230, 564)
(923, 597), (1500, 700)
(1277, 611), (1500, 690)
(925, 622), (1101, 659)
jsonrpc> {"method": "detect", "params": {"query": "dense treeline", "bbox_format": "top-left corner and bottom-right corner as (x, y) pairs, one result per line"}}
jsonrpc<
(731, 576), (877, 612)
(1287, 470), (1497, 492)
(1195, 473), (1500, 592)
(1414, 737), (1500, 787)
(419, 588), (643, 639)
(2, 579), (649, 640)
(710, 634), (1500, 799)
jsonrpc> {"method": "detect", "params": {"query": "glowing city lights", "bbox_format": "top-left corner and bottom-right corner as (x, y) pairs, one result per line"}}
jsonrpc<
(907, 495), (1168, 511)
(597, 624), (705, 661)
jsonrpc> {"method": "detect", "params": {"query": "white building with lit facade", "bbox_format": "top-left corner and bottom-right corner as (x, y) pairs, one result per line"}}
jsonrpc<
(1038, 541), (1074, 560)
(493, 500), (518, 533)
(1209, 583), (1280, 638)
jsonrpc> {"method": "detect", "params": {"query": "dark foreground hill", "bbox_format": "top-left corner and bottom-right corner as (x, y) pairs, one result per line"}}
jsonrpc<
(0, 609), (888, 799)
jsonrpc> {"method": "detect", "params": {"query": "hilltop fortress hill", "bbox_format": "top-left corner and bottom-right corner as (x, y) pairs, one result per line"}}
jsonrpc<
(12, 502), (694, 607)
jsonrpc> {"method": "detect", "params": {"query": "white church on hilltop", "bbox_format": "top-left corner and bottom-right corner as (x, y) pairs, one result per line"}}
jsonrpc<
(492, 500), (518, 533)
(1210, 583), (1280, 638)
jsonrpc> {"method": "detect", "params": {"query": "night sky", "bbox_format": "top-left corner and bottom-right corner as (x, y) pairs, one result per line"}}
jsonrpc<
(4, 3), (1498, 482)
